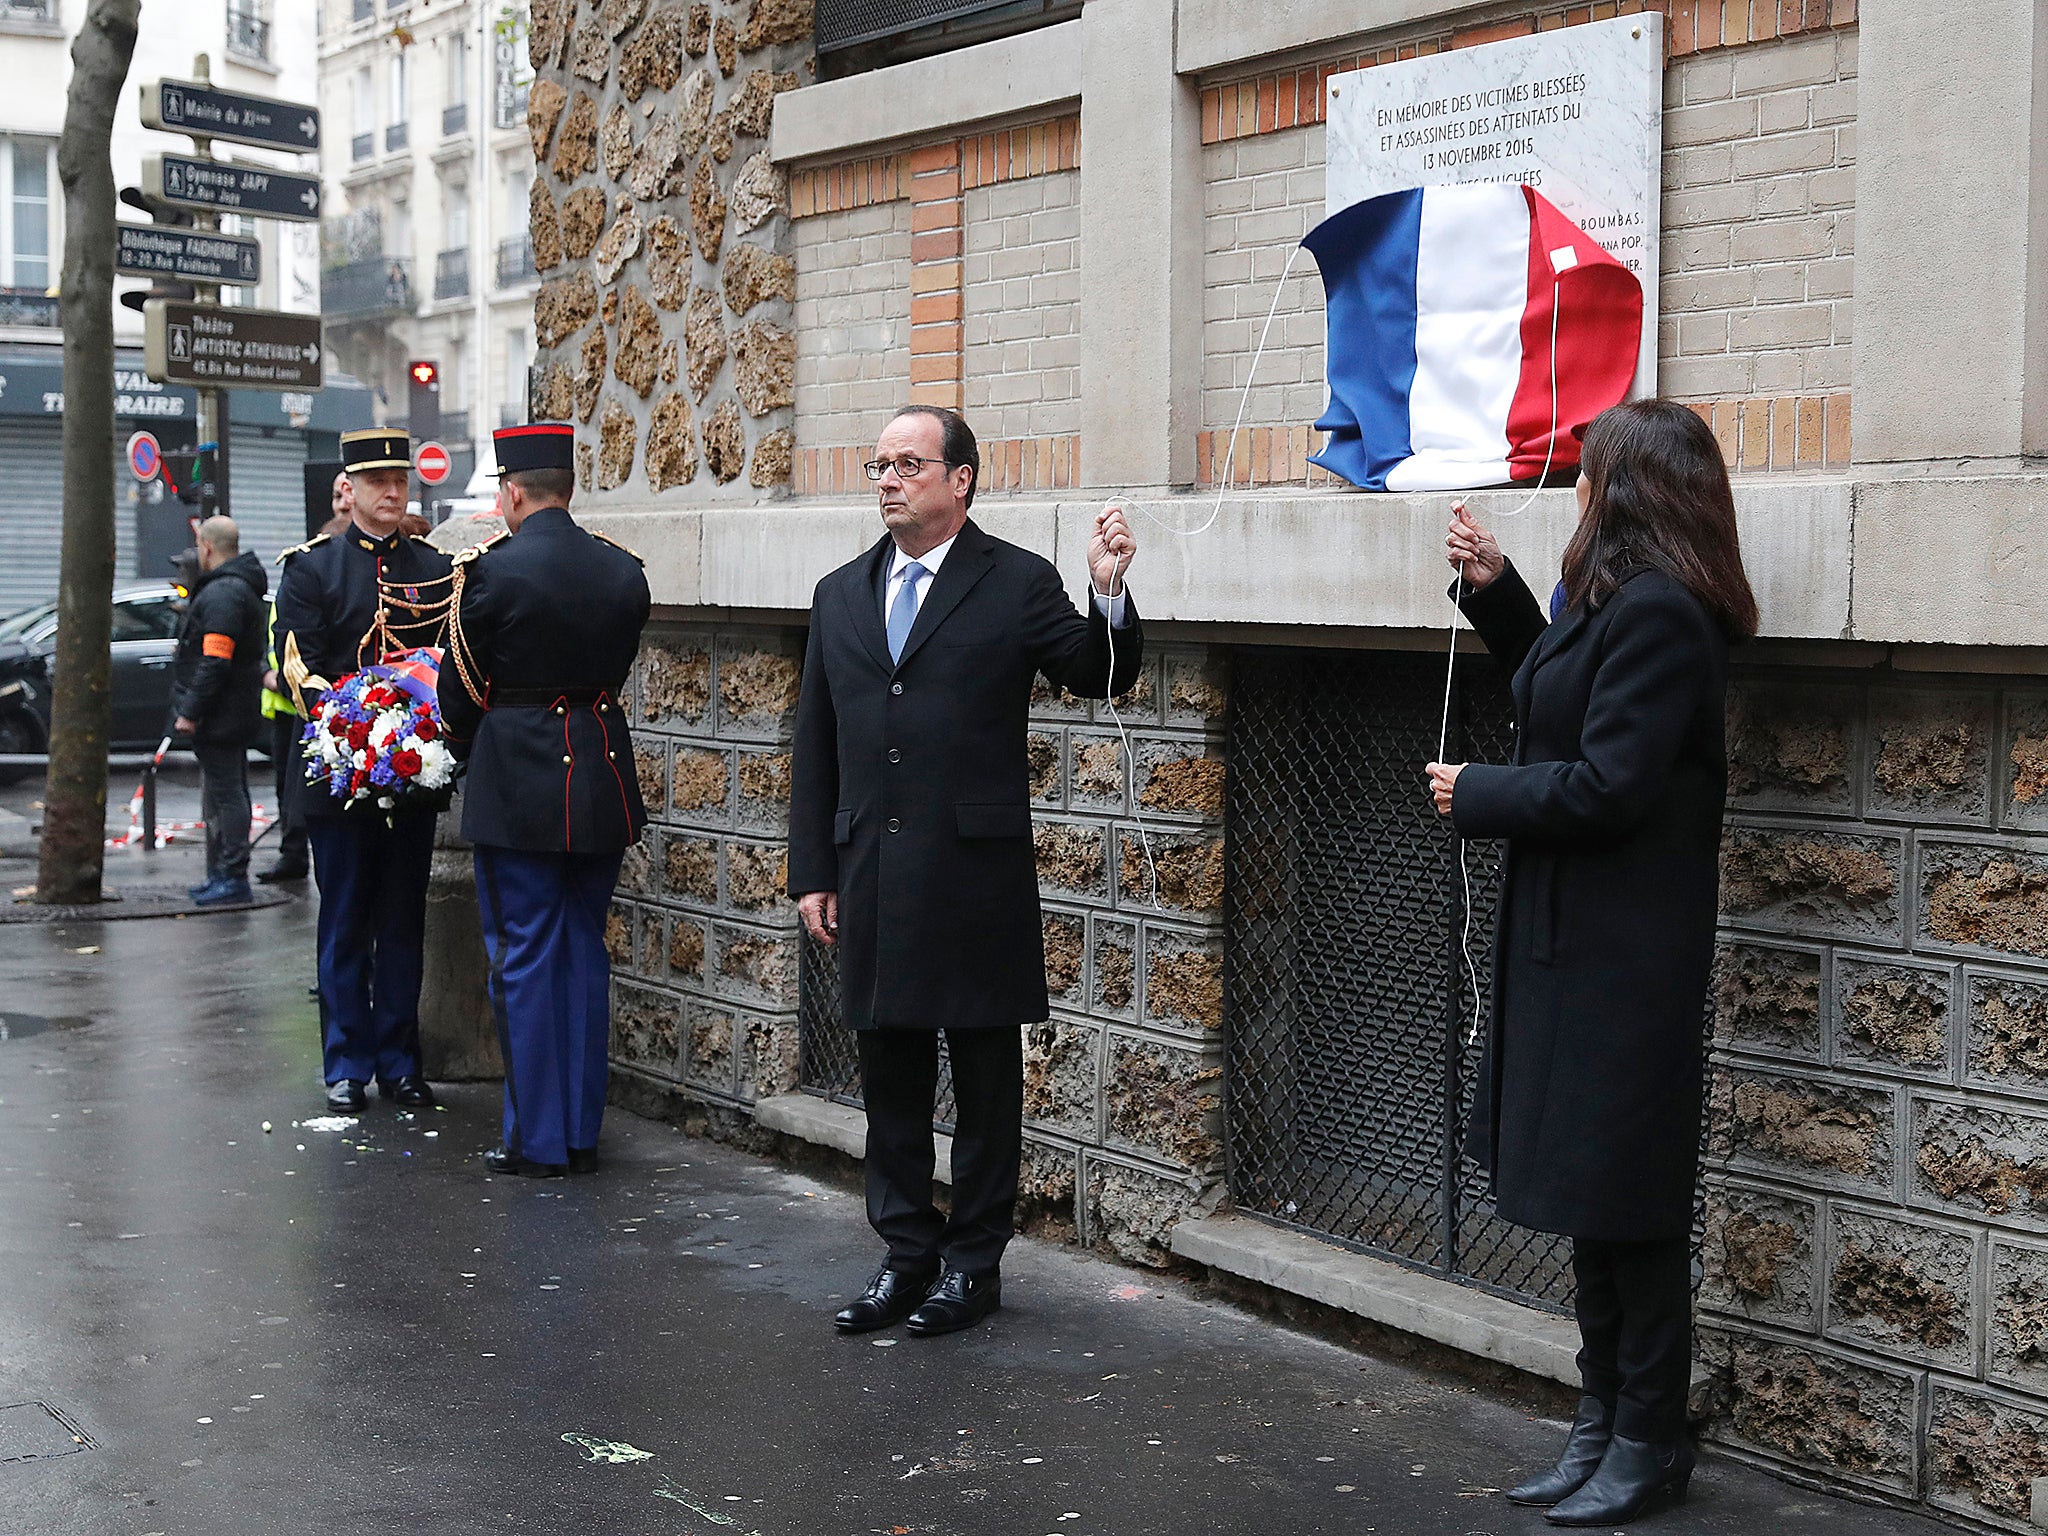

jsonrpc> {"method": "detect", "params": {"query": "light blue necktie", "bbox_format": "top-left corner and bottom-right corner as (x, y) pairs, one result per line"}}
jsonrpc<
(886, 560), (927, 664)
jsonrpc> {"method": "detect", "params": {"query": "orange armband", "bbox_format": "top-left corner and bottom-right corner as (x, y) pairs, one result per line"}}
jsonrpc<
(202, 633), (236, 659)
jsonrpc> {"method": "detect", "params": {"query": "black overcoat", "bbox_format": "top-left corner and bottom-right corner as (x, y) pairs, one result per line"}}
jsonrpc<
(436, 507), (652, 853)
(787, 520), (1143, 1031)
(170, 551), (267, 748)
(1452, 559), (1728, 1242)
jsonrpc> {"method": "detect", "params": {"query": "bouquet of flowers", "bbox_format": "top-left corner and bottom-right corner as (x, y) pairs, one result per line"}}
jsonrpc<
(302, 647), (458, 813)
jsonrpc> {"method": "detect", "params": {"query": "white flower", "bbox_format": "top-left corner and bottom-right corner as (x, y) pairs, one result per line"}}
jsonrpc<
(415, 738), (456, 790)
(369, 712), (402, 750)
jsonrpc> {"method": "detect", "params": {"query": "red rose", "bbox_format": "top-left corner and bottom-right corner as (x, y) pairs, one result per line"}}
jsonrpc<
(328, 717), (350, 738)
(389, 748), (423, 779)
(346, 720), (371, 750)
(412, 717), (439, 742)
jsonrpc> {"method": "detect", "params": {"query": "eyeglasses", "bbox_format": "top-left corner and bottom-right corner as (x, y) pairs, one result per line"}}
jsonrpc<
(862, 454), (944, 481)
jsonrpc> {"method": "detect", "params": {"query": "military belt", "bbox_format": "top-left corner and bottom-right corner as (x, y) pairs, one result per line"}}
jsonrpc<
(490, 687), (612, 709)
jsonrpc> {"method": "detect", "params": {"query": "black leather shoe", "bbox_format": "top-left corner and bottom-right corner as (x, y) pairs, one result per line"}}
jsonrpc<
(904, 1268), (1001, 1337)
(567, 1147), (601, 1175)
(483, 1145), (566, 1178)
(325, 1080), (367, 1112)
(1545, 1435), (1694, 1526)
(386, 1075), (437, 1108)
(256, 862), (308, 885)
(1508, 1396), (1613, 1507)
(833, 1265), (939, 1333)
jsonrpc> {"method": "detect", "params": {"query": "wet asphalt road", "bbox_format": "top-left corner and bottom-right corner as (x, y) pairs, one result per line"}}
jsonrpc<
(0, 802), (1954, 1536)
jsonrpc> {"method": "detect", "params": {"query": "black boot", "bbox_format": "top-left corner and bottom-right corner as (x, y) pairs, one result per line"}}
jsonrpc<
(1507, 1396), (1612, 1507)
(1545, 1435), (1694, 1526)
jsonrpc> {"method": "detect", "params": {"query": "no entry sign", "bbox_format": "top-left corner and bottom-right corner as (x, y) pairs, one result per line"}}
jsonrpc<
(415, 441), (452, 486)
(127, 430), (162, 482)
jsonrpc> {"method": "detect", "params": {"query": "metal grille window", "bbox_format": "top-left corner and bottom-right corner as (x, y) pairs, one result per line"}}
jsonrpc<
(1224, 647), (1576, 1311)
(798, 931), (959, 1128)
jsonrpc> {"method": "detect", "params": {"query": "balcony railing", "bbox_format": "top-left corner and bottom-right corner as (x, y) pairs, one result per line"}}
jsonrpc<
(321, 256), (413, 321)
(494, 234), (535, 287)
(0, 287), (58, 326)
(1, 0), (57, 22)
(385, 121), (408, 154)
(433, 247), (469, 301)
(442, 101), (467, 138)
(226, 9), (268, 61)
(351, 131), (372, 162)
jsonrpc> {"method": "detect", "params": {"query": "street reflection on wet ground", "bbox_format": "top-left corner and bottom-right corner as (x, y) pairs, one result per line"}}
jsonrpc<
(0, 791), (1953, 1535)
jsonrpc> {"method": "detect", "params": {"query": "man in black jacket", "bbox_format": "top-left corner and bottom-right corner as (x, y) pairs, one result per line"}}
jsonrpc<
(789, 404), (1140, 1337)
(438, 423), (652, 1177)
(171, 516), (268, 908)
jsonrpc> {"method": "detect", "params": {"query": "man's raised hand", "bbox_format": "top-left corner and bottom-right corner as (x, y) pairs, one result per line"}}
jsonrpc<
(1091, 503), (1137, 597)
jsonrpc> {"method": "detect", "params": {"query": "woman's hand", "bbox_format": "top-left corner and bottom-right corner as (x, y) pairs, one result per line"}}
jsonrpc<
(1426, 761), (1465, 817)
(1445, 502), (1504, 591)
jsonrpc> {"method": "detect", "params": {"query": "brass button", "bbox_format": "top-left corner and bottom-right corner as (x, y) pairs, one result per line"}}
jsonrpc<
(561, 754), (572, 764)
(886, 817), (901, 833)
(555, 704), (566, 715)
(598, 702), (608, 712)
(608, 751), (617, 759)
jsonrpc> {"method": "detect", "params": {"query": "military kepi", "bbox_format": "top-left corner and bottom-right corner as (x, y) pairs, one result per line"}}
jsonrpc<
(340, 427), (412, 473)
(493, 422), (576, 475)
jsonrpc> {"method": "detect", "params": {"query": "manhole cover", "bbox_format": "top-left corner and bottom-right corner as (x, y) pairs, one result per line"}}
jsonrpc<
(0, 1014), (91, 1042)
(0, 1402), (94, 1462)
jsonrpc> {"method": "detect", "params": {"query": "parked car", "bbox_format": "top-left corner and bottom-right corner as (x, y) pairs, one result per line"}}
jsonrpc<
(0, 583), (193, 768)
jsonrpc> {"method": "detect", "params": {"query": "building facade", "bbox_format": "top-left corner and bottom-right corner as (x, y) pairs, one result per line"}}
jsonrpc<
(0, 0), (365, 613)
(316, 0), (540, 489)
(528, 0), (2048, 1526)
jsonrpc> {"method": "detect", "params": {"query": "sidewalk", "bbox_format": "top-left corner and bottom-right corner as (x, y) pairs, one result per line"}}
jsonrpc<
(0, 896), (1955, 1536)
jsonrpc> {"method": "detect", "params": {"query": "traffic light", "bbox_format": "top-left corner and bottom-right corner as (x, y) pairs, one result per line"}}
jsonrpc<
(407, 358), (440, 442)
(162, 443), (219, 514)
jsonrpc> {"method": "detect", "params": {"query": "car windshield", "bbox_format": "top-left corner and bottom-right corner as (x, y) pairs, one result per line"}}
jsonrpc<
(0, 601), (57, 641)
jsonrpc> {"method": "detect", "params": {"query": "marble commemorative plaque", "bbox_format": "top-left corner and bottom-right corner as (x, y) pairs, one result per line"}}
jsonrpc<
(1325, 13), (1664, 395)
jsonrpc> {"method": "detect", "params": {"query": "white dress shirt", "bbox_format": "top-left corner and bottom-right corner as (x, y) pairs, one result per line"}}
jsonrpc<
(884, 534), (1130, 627)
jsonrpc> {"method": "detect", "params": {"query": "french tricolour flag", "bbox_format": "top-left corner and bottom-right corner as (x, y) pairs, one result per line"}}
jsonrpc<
(1304, 183), (1643, 492)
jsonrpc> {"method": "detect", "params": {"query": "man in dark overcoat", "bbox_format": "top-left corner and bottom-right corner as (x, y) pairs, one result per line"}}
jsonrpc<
(437, 422), (652, 1178)
(789, 404), (1141, 1337)
(170, 515), (268, 906)
(274, 427), (452, 1113)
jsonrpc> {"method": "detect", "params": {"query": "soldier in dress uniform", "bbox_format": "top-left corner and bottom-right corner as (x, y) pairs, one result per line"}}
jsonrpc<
(274, 426), (453, 1113)
(438, 423), (652, 1177)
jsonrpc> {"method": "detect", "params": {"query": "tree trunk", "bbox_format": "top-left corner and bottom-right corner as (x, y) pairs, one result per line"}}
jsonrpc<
(35, 0), (142, 905)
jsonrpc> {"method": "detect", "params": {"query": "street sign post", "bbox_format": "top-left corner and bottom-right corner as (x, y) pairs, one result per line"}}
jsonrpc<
(127, 430), (162, 482)
(143, 153), (321, 222)
(140, 78), (320, 155)
(117, 223), (261, 286)
(415, 442), (453, 486)
(144, 300), (323, 391)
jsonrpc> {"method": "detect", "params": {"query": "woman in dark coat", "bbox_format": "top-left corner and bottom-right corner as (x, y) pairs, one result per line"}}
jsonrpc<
(1426, 400), (1758, 1527)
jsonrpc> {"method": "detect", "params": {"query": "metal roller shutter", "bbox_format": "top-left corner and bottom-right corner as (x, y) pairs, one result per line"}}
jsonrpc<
(0, 418), (87, 616)
(225, 425), (309, 571)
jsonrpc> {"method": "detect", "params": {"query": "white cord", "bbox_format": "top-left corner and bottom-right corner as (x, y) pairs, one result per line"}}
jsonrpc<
(1441, 274), (1565, 1047)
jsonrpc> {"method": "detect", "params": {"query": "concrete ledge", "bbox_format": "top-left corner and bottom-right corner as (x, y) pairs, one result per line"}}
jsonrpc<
(1171, 1212), (1581, 1386)
(1176, 0), (1471, 77)
(770, 21), (1081, 165)
(753, 1091), (953, 1184)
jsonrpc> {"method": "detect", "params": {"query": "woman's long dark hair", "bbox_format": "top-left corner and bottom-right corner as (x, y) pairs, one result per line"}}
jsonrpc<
(1560, 399), (1760, 639)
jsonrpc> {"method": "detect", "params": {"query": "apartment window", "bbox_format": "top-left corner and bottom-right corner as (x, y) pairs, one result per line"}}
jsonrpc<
(444, 185), (468, 252)
(504, 327), (527, 426)
(226, 0), (269, 62)
(385, 53), (408, 152)
(1, 1), (58, 22)
(351, 67), (374, 161)
(3, 137), (55, 291)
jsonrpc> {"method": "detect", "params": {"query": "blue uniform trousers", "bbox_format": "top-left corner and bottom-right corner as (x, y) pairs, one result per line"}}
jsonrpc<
(307, 812), (435, 1087)
(474, 844), (622, 1166)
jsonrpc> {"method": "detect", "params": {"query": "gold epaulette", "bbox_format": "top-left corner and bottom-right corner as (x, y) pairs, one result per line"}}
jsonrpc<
(274, 532), (332, 565)
(453, 530), (510, 566)
(590, 529), (644, 564)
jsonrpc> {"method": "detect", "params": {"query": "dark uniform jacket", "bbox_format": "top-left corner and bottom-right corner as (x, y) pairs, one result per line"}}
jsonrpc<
(1452, 559), (1729, 1243)
(170, 550), (268, 748)
(272, 524), (453, 819)
(788, 520), (1143, 1032)
(435, 506), (651, 853)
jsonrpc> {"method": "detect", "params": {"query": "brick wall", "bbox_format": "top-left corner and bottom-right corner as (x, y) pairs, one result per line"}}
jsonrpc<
(1195, 4), (1858, 483)
(1703, 670), (2048, 1529)
(962, 168), (1081, 444)
(793, 198), (912, 464)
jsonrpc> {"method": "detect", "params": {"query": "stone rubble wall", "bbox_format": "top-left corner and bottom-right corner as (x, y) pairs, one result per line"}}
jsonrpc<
(526, 0), (813, 501)
(1703, 670), (2048, 1529)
